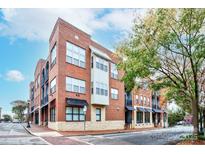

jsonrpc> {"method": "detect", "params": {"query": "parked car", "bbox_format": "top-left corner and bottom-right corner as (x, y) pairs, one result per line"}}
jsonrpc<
(177, 121), (184, 125)
(12, 119), (20, 123)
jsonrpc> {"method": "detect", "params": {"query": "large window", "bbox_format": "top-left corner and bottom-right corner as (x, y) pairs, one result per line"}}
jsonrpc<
(96, 82), (108, 96)
(111, 63), (118, 79)
(50, 107), (55, 122)
(66, 77), (85, 94)
(96, 56), (108, 72)
(147, 98), (150, 106)
(51, 44), (56, 67)
(66, 107), (85, 121)
(111, 88), (118, 99)
(137, 111), (143, 123)
(144, 96), (146, 105)
(96, 108), (101, 121)
(66, 42), (86, 68)
(136, 95), (139, 103)
(37, 74), (40, 88)
(145, 112), (150, 123)
(140, 95), (143, 104)
(50, 77), (56, 94)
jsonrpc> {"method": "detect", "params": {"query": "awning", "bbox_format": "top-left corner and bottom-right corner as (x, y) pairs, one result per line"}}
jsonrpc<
(152, 109), (162, 113)
(145, 108), (153, 112)
(126, 106), (135, 111)
(66, 98), (88, 107)
(137, 107), (146, 112)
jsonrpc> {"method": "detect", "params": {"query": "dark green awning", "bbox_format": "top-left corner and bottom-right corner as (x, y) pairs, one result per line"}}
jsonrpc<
(66, 98), (88, 107)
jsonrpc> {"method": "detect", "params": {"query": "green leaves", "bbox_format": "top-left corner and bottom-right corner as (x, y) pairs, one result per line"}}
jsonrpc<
(117, 9), (205, 115)
(11, 100), (27, 122)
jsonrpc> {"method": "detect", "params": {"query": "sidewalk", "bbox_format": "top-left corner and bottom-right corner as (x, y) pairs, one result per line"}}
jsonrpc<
(22, 124), (62, 137)
(22, 124), (91, 145)
(23, 124), (158, 137)
(22, 124), (161, 145)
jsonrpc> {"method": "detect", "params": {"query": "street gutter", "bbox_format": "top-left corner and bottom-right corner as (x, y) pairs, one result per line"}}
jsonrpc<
(21, 123), (52, 145)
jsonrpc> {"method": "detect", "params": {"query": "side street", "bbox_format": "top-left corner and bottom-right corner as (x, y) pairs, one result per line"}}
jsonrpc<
(0, 122), (193, 145)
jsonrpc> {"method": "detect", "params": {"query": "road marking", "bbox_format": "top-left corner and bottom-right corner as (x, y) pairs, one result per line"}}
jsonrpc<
(67, 137), (94, 145)
(38, 136), (52, 145)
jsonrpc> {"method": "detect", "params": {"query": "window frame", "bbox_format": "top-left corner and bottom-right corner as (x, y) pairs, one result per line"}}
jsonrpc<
(136, 95), (139, 103)
(51, 43), (57, 68)
(111, 88), (119, 100)
(95, 56), (108, 72)
(66, 41), (86, 68)
(96, 108), (101, 121)
(50, 107), (55, 122)
(66, 76), (86, 94)
(65, 106), (85, 122)
(50, 77), (56, 94)
(136, 111), (143, 124)
(111, 63), (118, 79)
(145, 112), (150, 123)
(95, 82), (108, 96)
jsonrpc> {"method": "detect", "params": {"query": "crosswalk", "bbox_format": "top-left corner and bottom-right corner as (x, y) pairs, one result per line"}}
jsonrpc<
(0, 123), (47, 145)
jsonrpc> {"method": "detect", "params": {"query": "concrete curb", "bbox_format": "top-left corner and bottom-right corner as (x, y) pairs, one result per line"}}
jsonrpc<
(62, 128), (161, 137)
(21, 124), (36, 136)
(21, 124), (52, 145)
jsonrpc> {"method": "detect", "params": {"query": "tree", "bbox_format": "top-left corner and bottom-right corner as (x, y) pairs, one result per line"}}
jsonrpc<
(2, 114), (12, 122)
(11, 100), (27, 122)
(117, 9), (205, 136)
(168, 109), (186, 126)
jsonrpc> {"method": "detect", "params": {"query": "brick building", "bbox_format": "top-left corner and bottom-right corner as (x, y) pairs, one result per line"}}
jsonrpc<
(29, 18), (168, 131)
(125, 84), (168, 129)
(29, 18), (125, 131)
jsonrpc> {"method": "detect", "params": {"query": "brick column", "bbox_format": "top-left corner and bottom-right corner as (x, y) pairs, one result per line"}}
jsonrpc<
(132, 110), (136, 128)
(143, 111), (145, 124)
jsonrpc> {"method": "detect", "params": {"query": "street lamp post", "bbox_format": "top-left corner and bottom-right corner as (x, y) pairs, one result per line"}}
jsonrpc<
(27, 100), (31, 128)
(83, 105), (87, 135)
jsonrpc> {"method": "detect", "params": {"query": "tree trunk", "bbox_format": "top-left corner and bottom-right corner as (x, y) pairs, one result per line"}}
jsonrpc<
(203, 109), (205, 131)
(200, 110), (203, 133)
(192, 99), (199, 137)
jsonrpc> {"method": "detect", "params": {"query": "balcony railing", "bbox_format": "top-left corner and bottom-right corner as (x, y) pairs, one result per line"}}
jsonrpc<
(152, 104), (161, 109)
(126, 99), (132, 106)
(31, 106), (34, 112)
(41, 99), (44, 105)
(41, 78), (44, 87)
(44, 95), (48, 103)
(125, 92), (132, 106)
(41, 95), (48, 106)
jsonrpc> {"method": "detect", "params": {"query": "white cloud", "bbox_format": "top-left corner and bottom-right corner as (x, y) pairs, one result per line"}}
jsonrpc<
(6, 70), (25, 82)
(0, 9), (142, 41)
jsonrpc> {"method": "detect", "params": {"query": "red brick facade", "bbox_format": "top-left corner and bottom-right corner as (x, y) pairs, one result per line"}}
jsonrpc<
(29, 18), (125, 131)
(29, 18), (168, 131)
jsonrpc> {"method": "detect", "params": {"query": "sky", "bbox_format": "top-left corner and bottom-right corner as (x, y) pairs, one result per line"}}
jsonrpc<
(0, 8), (146, 115)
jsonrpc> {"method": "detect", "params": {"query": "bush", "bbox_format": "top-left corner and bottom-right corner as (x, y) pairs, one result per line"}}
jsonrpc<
(168, 109), (185, 126)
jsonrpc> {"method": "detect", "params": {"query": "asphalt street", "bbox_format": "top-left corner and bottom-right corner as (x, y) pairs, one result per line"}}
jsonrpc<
(68, 126), (193, 145)
(0, 122), (47, 145)
(0, 122), (193, 145)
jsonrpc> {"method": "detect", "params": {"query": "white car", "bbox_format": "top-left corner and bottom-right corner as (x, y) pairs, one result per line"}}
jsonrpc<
(177, 121), (184, 125)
